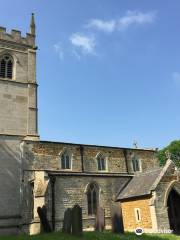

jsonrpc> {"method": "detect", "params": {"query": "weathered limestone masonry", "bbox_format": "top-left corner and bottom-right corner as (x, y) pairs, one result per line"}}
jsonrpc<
(21, 140), (158, 234)
(0, 14), (38, 234)
(0, 18), (38, 137)
(23, 141), (158, 173)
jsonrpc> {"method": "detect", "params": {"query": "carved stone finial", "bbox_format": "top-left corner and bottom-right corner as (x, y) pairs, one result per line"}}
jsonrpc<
(165, 150), (171, 160)
(30, 13), (36, 35)
(133, 140), (138, 149)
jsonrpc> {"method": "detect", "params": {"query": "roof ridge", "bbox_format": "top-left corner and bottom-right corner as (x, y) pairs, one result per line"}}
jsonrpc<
(150, 159), (175, 191)
(135, 167), (163, 176)
(117, 167), (166, 201)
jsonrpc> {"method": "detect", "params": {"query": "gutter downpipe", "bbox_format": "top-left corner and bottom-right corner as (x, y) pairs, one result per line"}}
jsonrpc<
(80, 145), (84, 172)
(123, 149), (129, 174)
(50, 176), (56, 231)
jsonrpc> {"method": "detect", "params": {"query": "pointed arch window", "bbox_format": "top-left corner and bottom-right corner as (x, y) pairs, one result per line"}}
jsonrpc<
(97, 153), (106, 171)
(87, 183), (99, 215)
(61, 151), (71, 169)
(0, 55), (13, 79)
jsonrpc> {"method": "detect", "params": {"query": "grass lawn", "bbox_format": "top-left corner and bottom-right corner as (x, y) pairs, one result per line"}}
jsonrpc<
(0, 232), (179, 240)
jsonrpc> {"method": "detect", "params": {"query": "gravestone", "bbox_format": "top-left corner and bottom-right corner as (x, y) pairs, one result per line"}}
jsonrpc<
(37, 206), (52, 233)
(63, 208), (72, 234)
(72, 204), (82, 236)
(111, 203), (124, 233)
(95, 207), (105, 232)
(42, 205), (47, 216)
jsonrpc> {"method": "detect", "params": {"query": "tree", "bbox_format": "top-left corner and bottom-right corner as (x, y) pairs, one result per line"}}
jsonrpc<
(157, 140), (180, 168)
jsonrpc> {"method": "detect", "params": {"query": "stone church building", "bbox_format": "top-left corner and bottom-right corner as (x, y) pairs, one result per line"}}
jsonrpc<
(0, 15), (179, 235)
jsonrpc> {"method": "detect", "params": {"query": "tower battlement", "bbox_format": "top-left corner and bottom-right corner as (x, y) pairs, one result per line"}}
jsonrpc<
(0, 27), (35, 47)
(0, 14), (36, 48)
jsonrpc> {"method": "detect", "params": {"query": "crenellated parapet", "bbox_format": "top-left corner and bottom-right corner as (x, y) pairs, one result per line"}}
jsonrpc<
(0, 14), (36, 48)
(0, 26), (35, 48)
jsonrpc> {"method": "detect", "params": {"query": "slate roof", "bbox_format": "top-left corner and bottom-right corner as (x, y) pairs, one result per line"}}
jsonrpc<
(117, 168), (163, 201)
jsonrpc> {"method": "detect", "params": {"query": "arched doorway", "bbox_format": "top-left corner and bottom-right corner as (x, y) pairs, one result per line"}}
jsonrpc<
(167, 188), (180, 233)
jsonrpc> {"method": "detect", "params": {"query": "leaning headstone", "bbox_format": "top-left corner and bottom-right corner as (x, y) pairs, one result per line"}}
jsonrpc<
(63, 208), (72, 234)
(37, 206), (52, 233)
(111, 203), (124, 233)
(95, 207), (105, 232)
(72, 204), (82, 236)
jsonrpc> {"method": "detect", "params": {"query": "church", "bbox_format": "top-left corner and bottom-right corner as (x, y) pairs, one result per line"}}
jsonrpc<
(0, 14), (179, 235)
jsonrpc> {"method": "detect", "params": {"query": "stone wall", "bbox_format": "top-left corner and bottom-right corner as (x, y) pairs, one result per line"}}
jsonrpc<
(0, 21), (38, 235)
(154, 169), (180, 230)
(126, 150), (159, 174)
(0, 32), (38, 137)
(53, 175), (130, 231)
(0, 135), (23, 234)
(22, 170), (130, 234)
(23, 141), (158, 174)
(20, 141), (159, 234)
(121, 197), (152, 231)
(0, 81), (28, 135)
(0, 27), (35, 47)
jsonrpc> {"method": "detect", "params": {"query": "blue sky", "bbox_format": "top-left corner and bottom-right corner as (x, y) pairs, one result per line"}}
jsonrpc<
(1, 1), (180, 149)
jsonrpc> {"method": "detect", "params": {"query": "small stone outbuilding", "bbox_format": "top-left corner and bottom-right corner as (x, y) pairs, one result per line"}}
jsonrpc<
(117, 159), (180, 233)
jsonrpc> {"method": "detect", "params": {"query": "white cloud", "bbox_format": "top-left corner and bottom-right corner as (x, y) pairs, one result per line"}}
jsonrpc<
(173, 72), (180, 85)
(118, 10), (156, 30)
(54, 42), (64, 60)
(85, 10), (156, 33)
(54, 10), (156, 60)
(70, 33), (96, 55)
(86, 19), (115, 33)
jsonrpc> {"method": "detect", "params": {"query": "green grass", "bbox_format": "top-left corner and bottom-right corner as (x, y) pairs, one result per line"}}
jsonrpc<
(0, 231), (179, 240)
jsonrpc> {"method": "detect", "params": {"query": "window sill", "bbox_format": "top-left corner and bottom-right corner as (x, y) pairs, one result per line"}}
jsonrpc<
(97, 170), (108, 173)
(0, 77), (14, 81)
(59, 169), (73, 171)
(86, 215), (96, 219)
(134, 170), (142, 174)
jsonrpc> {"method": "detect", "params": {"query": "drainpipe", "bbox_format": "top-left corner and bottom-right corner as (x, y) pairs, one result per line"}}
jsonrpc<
(19, 140), (25, 227)
(80, 145), (84, 172)
(123, 149), (129, 174)
(50, 176), (56, 231)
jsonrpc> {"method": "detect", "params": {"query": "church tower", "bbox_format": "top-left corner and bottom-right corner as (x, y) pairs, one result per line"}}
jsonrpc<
(0, 14), (38, 234)
(0, 13), (38, 138)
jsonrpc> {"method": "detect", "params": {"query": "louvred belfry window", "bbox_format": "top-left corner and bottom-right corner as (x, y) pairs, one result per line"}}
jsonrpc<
(0, 55), (13, 79)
